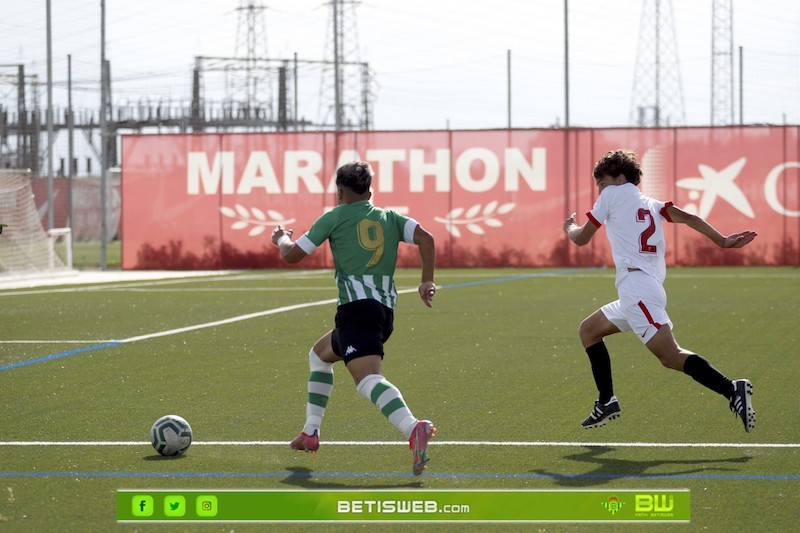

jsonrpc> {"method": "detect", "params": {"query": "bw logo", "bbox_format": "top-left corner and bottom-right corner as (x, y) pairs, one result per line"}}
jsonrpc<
(635, 494), (674, 512)
(345, 345), (357, 356)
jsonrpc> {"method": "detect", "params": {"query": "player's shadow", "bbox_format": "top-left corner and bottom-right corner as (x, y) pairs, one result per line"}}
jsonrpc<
(280, 467), (424, 489)
(531, 446), (752, 487)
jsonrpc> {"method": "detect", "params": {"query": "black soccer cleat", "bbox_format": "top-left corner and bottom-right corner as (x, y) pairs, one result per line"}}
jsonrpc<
(581, 396), (621, 428)
(729, 379), (755, 433)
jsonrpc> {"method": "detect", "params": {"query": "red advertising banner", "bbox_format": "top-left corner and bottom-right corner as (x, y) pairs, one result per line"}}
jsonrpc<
(120, 127), (800, 269)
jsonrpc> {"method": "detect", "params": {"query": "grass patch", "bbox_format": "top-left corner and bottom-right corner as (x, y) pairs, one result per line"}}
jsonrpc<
(70, 240), (121, 269)
(0, 267), (798, 530)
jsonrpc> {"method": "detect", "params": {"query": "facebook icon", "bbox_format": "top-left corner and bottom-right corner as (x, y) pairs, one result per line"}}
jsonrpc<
(131, 495), (154, 517)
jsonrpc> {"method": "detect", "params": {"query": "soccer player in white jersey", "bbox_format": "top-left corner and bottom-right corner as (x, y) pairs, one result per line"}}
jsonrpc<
(271, 161), (438, 475)
(563, 149), (757, 432)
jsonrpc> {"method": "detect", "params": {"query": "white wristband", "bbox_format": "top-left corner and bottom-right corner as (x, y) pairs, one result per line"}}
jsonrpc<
(277, 235), (291, 247)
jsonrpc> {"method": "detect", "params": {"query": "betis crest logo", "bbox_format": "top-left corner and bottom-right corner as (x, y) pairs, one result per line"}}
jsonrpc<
(603, 496), (624, 515)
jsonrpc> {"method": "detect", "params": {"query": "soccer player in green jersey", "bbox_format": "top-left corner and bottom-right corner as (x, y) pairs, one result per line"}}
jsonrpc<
(272, 160), (438, 476)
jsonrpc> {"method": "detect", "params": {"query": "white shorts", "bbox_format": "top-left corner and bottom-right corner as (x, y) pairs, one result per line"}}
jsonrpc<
(601, 270), (673, 344)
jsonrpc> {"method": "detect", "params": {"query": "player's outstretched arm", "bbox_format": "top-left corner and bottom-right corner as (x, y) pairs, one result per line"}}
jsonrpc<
(271, 225), (308, 263)
(563, 212), (598, 246)
(665, 205), (757, 249)
(413, 225), (436, 308)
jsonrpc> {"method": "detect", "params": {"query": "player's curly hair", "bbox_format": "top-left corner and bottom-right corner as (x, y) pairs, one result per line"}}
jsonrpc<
(336, 161), (374, 194)
(593, 149), (642, 185)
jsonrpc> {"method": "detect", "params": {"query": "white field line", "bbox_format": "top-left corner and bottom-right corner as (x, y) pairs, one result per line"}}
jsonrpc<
(117, 285), (426, 344)
(0, 440), (797, 448)
(4, 269), (795, 356)
(119, 299), (336, 343)
(0, 269), (333, 296)
(0, 340), (117, 344)
(3, 269), (792, 298)
(103, 287), (336, 292)
(2, 286), (425, 347)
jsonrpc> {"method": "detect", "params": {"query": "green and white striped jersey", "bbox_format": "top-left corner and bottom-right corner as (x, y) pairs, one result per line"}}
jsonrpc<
(295, 200), (418, 308)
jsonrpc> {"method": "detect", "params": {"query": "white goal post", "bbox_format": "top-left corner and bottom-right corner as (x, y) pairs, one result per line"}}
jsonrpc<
(0, 170), (73, 276)
(47, 227), (73, 270)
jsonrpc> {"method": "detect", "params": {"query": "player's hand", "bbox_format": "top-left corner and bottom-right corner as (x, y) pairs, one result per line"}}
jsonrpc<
(563, 212), (577, 233)
(418, 281), (436, 308)
(271, 225), (294, 245)
(721, 231), (757, 249)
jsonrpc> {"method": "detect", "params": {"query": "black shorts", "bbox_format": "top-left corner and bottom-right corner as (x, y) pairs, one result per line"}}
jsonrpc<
(331, 299), (394, 363)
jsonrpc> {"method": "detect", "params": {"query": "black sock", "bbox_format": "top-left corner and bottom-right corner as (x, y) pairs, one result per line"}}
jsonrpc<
(586, 342), (614, 404)
(683, 354), (734, 398)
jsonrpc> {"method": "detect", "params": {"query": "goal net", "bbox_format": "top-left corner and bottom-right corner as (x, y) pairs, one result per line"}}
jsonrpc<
(0, 170), (73, 276)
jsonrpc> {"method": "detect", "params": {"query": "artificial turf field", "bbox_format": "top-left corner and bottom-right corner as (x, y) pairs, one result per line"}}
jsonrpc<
(1, 266), (798, 531)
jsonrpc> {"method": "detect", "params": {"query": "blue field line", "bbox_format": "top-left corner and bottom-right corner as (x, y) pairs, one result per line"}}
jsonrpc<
(0, 342), (123, 371)
(439, 268), (598, 289)
(0, 470), (797, 481)
(1, 269), (591, 373)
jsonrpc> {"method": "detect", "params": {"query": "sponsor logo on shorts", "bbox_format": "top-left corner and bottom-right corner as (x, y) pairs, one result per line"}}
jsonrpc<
(345, 345), (357, 356)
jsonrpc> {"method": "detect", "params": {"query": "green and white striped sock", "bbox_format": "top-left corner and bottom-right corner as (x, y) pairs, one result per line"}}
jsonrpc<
(356, 374), (417, 438)
(303, 350), (333, 436)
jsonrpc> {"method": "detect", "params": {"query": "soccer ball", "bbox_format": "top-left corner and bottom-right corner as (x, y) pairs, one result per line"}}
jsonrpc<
(150, 415), (193, 456)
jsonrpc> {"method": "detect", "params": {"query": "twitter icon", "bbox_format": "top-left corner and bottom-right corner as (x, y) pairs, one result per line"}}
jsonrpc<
(164, 495), (186, 517)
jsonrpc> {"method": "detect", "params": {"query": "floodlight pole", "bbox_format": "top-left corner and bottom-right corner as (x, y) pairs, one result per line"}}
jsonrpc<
(46, 0), (54, 230)
(100, 0), (108, 270)
(564, 0), (570, 128)
(507, 49), (512, 129)
(68, 55), (74, 232)
(333, 0), (342, 131)
(563, 0), (572, 265)
(738, 46), (743, 125)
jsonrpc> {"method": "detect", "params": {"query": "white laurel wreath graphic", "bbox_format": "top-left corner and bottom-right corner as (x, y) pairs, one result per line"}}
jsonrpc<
(220, 204), (296, 237)
(433, 201), (515, 237)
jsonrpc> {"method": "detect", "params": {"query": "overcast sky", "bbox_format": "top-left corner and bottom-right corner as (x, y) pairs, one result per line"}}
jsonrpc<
(1, 0), (798, 132)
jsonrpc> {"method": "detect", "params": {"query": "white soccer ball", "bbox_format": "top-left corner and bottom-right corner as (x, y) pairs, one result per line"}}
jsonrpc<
(150, 415), (193, 456)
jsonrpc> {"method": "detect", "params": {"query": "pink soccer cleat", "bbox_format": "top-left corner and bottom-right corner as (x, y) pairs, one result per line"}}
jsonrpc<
(290, 430), (319, 453)
(408, 420), (436, 476)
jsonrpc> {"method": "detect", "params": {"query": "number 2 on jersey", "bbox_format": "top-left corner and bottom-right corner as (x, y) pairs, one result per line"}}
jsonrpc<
(358, 219), (385, 267)
(637, 208), (657, 253)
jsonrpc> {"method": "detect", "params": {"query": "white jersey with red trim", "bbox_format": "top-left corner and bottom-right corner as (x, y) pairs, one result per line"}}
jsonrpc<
(587, 182), (673, 285)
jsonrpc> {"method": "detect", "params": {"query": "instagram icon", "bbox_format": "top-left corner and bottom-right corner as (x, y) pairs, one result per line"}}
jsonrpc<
(196, 495), (218, 517)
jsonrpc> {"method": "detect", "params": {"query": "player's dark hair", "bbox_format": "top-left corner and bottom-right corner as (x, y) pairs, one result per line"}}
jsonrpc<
(336, 161), (373, 195)
(593, 149), (642, 186)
